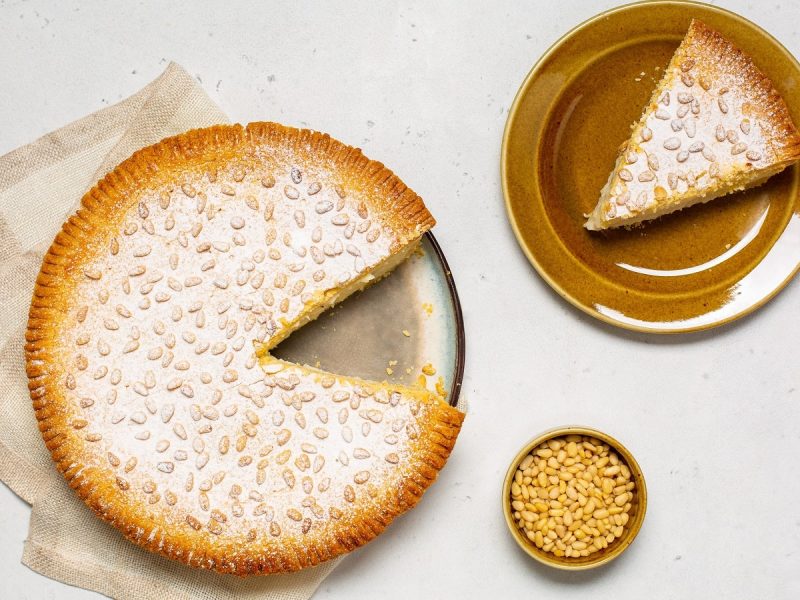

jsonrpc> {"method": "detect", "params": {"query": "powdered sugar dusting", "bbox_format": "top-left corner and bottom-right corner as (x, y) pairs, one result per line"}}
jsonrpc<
(54, 152), (438, 548)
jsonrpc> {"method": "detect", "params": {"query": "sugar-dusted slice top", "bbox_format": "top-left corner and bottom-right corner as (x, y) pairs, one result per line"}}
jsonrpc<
(586, 20), (800, 230)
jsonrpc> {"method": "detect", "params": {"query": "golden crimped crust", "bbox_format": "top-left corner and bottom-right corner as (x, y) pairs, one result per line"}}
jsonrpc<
(25, 122), (462, 575)
(586, 20), (800, 230)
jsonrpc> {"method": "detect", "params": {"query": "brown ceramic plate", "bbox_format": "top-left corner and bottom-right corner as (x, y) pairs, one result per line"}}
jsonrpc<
(275, 232), (464, 406)
(502, 0), (800, 333)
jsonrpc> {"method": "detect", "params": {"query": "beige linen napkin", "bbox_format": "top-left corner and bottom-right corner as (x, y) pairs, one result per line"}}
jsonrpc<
(0, 62), (339, 600)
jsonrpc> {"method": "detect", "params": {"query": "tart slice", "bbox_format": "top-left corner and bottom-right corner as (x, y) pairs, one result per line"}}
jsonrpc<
(25, 122), (464, 574)
(585, 20), (800, 230)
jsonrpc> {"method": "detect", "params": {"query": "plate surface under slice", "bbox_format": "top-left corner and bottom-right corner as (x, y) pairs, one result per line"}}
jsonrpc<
(275, 232), (464, 407)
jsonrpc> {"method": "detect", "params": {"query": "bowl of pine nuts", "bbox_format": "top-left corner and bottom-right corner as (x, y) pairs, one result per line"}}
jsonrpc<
(502, 426), (647, 569)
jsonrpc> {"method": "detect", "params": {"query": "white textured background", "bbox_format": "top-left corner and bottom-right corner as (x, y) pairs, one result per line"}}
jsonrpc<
(1, 0), (799, 598)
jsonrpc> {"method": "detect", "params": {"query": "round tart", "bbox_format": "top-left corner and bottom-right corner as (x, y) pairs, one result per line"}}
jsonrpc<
(25, 122), (464, 575)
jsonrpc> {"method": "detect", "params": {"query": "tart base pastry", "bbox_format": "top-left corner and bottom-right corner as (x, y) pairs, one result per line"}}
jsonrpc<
(25, 122), (464, 575)
(585, 20), (800, 230)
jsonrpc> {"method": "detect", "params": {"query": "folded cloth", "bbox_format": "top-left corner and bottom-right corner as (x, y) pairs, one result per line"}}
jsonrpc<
(0, 62), (339, 600)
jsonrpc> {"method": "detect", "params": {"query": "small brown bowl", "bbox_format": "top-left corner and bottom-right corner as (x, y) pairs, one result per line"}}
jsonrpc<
(502, 426), (647, 570)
